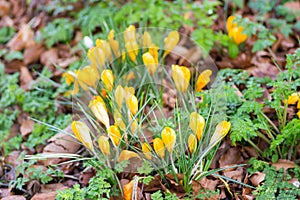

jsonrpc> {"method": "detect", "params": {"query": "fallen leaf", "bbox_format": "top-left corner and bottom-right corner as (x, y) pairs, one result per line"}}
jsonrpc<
(23, 43), (45, 65)
(223, 166), (245, 182)
(40, 48), (59, 67)
(20, 67), (33, 90)
(79, 167), (97, 186)
(271, 159), (296, 170)
(219, 147), (244, 168)
(0, 0), (10, 16)
(5, 60), (24, 73)
(249, 172), (265, 186)
(2, 196), (26, 200)
(7, 24), (35, 51)
(20, 119), (34, 137)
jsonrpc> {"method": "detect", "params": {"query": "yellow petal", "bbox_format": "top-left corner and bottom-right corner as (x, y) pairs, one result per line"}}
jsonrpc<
(161, 127), (176, 153)
(87, 46), (106, 71)
(101, 69), (114, 91)
(209, 121), (231, 146)
(142, 143), (152, 160)
(288, 93), (300, 104)
(195, 69), (212, 92)
(153, 138), (165, 158)
(189, 112), (205, 140)
(77, 66), (99, 90)
(228, 27), (247, 45)
(188, 134), (197, 153)
(72, 121), (94, 151)
(142, 52), (158, 75)
(118, 150), (140, 162)
(107, 125), (121, 146)
(125, 40), (138, 63)
(129, 114), (139, 133)
(62, 72), (75, 86)
(89, 96), (110, 129)
(127, 94), (138, 115)
(172, 65), (191, 93)
(123, 180), (134, 200)
(115, 85), (124, 108)
(124, 25), (136, 42)
(98, 136), (110, 156)
(114, 110), (126, 131)
(164, 31), (180, 56)
(226, 16), (237, 32)
(142, 31), (152, 49)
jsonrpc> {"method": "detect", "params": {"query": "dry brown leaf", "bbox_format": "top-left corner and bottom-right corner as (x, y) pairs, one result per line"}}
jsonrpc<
(223, 167), (245, 182)
(20, 119), (34, 137)
(79, 167), (97, 186)
(271, 159), (296, 170)
(219, 148), (244, 168)
(20, 66), (33, 90)
(57, 56), (78, 68)
(23, 44), (45, 65)
(2, 195), (26, 200)
(249, 172), (265, 186)
(5, 60), (24, 73)
(0, 0), (10, 16)
(7, 24), (35, 51)
(40, 48), (59, 67)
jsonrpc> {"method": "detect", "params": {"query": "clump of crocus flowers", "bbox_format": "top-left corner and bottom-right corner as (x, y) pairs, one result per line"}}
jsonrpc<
(66, 25), (231, 197)
(226, 16), (247, 45)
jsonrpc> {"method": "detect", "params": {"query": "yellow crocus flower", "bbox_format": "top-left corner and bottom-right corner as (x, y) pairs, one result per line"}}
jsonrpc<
(124, 25), (136, 42)
(62, 72), (75, 86)
(125, 40), (139, 63)
(101, 69), (114, 91)
(153, 138), (165, 158)
(117, 150), (140, 162)
(226, 16), (238, 32)
(287, 92), (300, 104)
(96, 39), (112, 62)
(89, 96), (110, 129)
(142, 52), (158, 75)
(209, 121), (231, 146)
(129, 114), (138, 133)
(123, 180), (134, 200)
(228, 26), (247, 45)
(189, 112), (205, 140)
(148, 46), (159, 64)
(172, 65), (191, 93)
(98, 136), (110, 156)
(188, 134), (197, 153)
(87, 46), (106, 71)
(142, 143), (152, 160)
(114, 110), (126, 131)
(164, 31), (179, 56)
(142, 31), (152, 49)
(115, 85), (124, 108)
(107, 125), (121, 146)
(195, 69), (212, 92)
(71, 121), (94, 152)
(127, 94), (138, 115)
(161, 127), (176, 153)
(108, 30), (120, 58)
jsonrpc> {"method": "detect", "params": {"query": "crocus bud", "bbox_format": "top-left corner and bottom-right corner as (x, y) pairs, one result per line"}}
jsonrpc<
(77, 65), (99, 90)
(108, 30), (120, 58)
(107, 125), (121, 146)
(118, 150), (140, 162)
(153, 138), (165, 158)
(123, 180), (134, 200)
(161, 127), (176, 153)
(72, 121), (94, 151)
(172, 65), (190, 93)
(98, 136), (110, 156)
(114, 110), (126, 131)
(142, 52), (158, 75)
(142, 143), (152, 160)
(287, 92), (300, 104)
(195, 69), (212, 92)
(96, 39), (112, 62)
(83, 36), (94, 48)
(89, 96), (110, 129)
(189, 112), (205, 140)
(188, 134), (197, 153)
(115, 85), (124, 108)
(87, 46), (106, 71)
(209, 121), (231, 146)
(101, 69), (114, 91)
(142, 31), (152, 48)
(127, 94), (138, 115)
(164, 31), (179, 56)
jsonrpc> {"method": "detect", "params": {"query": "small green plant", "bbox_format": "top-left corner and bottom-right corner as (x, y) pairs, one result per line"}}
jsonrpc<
(0, 27), (15, 44)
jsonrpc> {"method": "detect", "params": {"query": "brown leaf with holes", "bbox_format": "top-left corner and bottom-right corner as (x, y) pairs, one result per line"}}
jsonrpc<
(20, 119), (34, 137)
(20, 66), (33, 90)
(7, 24), (35, 51)
(271, 159), (296, 170)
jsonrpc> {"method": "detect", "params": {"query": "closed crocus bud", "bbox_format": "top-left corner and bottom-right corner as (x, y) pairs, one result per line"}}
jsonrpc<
(164, 31), (179, 56)
(143, 31), (152, 48)
(101, 69), (114, 91)
(209, 121), (231, 146)
(125, 40), (139, 63)
(115, 85), (124, 108)
(188, 134), (197, 153)
(118, 150), (140, 162)
(124, 25), (136, 42)
(98, 136), (110, 156)
(228, 26), (247, 45)
(287, 92), (300, 104)
(89, 96), (110, 129)
(129, 115), (138, 133)
(127, 94), (138, 115)
(114, 110), (126, 131)
(83, 36), (94, 48)
(226, 16), (238, 32)
(153, 138), (165, 158)
(161, 127), (176, 153)
(172, 65), (190, 93)
(72, 121), (94, 152)
(189, 112), (205, 140)
(142, 52), (158, 75)
(107, 125), (121, 146)
(96, 39), (112, 62)
(108, 30), (120, 58)
(77, 65), (99, 90)
(123, 180), (134, 200)
(142, 143), (152, 160)
(195, 69), (212, 92)
(87, 46), (106, 71)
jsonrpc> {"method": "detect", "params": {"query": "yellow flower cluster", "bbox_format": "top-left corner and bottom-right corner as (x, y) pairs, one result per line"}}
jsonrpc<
(226, 16), (247, 45)
(287, 92), (300, 118)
